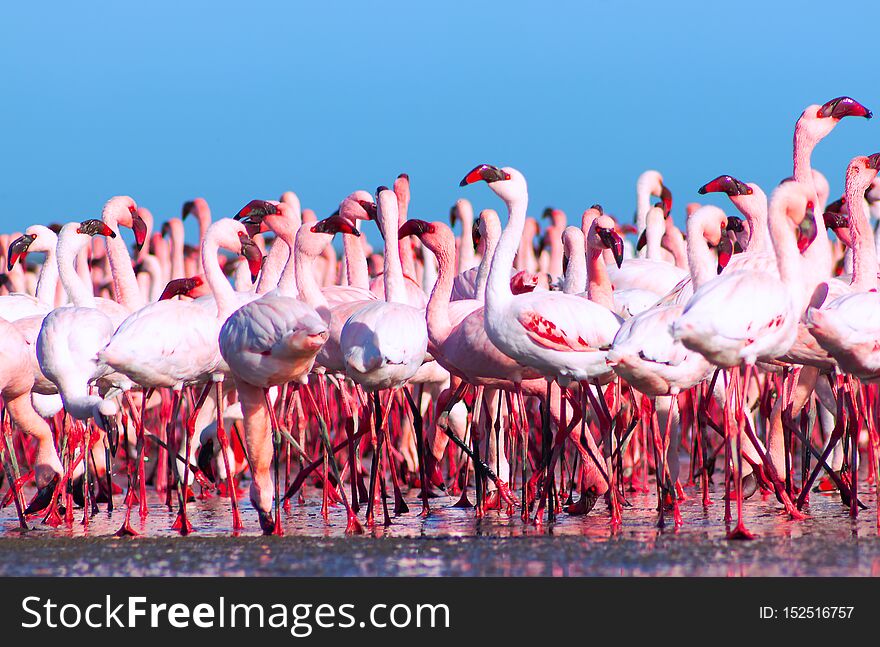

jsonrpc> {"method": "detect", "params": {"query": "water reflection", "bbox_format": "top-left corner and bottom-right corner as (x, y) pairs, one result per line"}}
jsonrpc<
(1, 484), (878, 576)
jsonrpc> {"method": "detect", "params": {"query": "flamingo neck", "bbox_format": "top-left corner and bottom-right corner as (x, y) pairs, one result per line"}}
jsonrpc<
(686, 228), (719, 291)
(343, 229), (370, 290)
(57, 233), (97, 308)
(397, 200), (417, 280)
(34, 246), (59, 306)
(170, 227), (185, 280)
(847, 181), (878, 291)
(769, 201), (806, 310)
(294, 239), (326, 306)
(733, 195), (770, 254)
(257, 240), (289, 294)
(586, 247), (613, 309)
(424, 239), (454, 348)
(792, 124), (832, 273)
(458, 213), (475, 273)
(201, 236), (237, 319)
(487, 192), (527, 313)
(474, 228), (498, 303)
(381, 208), (407, 304)
(663, 225), (689, 269)
(104, 223), (145, 311)
(563, 247), (587, 295)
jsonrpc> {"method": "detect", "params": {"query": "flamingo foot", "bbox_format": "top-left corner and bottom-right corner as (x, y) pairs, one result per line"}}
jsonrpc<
(171, 510), (193, 535)
(566, 487), (598, 516)
(483, 490), (501, 511)
(726, 522), (755, 541)
(393, 490), (409, 515)
(257, 509), (275, 535)
(24, 475), (59, 515)
(345, 511), (365, 535)
(452, 488), (473, 508)
(114, 516), (139, 537)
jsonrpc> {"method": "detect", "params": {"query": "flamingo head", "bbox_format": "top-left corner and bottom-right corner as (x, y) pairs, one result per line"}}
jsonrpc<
(472, 215), (481, 250)
(182, 197), (209, 220)
(823, 197), (852, 248)
(399, 219), (455, 258)
(799, 97), (872, 142)
(698, 175), (753, 197)
(159, 275), (205, 300)
(6, 233), (35, 271)
(450, 198), (472, 228)
(844, 154), (880, 200)
(130, 207), (148, 250)
(234, 200), (280, 236)
(340, 191), (376, 222)
(658, 183), (672, 217)
(394, 173), (410, 210)
(725, 215), (744, 233)
(311, 214), (360, 237)
(593, 216), (625, 268)
(818, 96), (872, 120)
(795, 201), (818, 253)
(237, 231), (264, 282)
(78, 219), (116, 238)
(460, 164), (524, 203)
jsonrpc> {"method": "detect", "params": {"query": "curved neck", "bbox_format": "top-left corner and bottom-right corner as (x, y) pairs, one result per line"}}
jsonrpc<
(294, 243), (325, 307)
(424, 239), (454, 347)
(474, 227), (498, 302)
(663, 225), (688, 269)
(733, 195), (770, 253)
(34, 247), (59, 305)
(257, 239), (289, 294)
(104, 224), (145, 311)
(201, 236), (238, 319)
(686, 226), (719, 290)
(343, 230), (370, 290)
(769, 200), (805, 309)
(586, 246), (613, 309)
(457, 213), (475, 273)
(381, 208), (407, 304)
(848, 182), (878, 290)
(487, 193), (527, 312)
(57, 233), (97, 308)
(563, 244), (586, 295)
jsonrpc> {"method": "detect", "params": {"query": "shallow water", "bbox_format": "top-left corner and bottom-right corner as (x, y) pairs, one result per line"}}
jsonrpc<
(2, 482), (879, 576)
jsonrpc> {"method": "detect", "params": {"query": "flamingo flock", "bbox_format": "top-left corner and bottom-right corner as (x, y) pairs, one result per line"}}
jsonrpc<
(1, 96), (879, 540)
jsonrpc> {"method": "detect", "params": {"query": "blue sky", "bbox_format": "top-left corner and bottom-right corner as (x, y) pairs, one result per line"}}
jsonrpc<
(1, 2), (876, 248)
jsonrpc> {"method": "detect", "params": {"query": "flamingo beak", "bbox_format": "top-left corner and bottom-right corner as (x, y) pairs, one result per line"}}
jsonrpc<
(7, 234), (35, 271)
(78, 219), (117, 238)
(238, 233), (264, 281)
(796, 203), (818, 253)
(131, 211), (148, 250)
(659, 183), (672, 217)
(867, 153), (880, 171)
(717, 237), (733, 274)
(459, 164), (511, 186)
(818, 96), (872, 120)
(311, 215), (360, 236)
(726, 215), (744, 232)
(472, 218), (481, 250)
(398, 219), (432, 239)
(449, 205), (458, 226)
(598, 227), (625, 268)
(182, 200), (196, 219)
(356, 200), (377, 220)
(698, 175), (754, 196)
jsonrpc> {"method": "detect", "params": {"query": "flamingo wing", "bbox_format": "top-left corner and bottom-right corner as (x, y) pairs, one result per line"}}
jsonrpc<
(517, 310), (598, 353)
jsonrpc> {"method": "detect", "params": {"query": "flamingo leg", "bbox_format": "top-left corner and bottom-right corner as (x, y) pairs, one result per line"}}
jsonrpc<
(403, 386), (430, 517)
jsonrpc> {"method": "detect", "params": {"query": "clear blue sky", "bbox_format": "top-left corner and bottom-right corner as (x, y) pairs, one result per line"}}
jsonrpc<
(1, 2), (877, 248)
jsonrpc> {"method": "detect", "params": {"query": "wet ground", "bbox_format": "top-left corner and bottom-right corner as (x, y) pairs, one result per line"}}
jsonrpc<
(2, 483), (879, 576)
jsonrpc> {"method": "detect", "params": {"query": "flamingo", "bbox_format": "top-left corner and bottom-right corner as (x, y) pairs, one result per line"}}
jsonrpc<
(460, 164), (622, 523)
(340, 186), (430, 521)
(219, 211), (332, 535)
(99, 217), (263, 534)
(0, 318), (63, 523)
